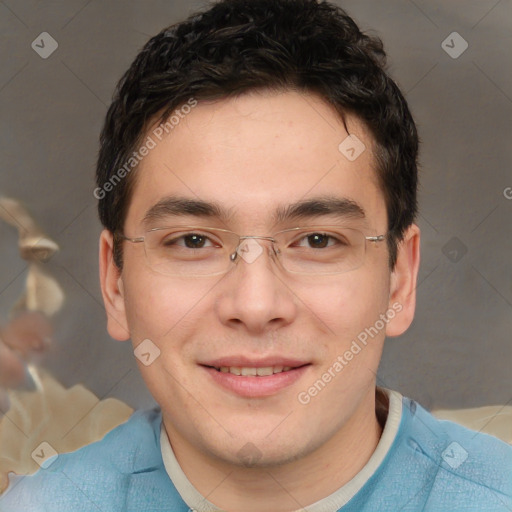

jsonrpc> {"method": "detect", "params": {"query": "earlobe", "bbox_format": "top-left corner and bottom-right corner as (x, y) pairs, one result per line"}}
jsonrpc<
(98, 230), (130, 341)
(385, 224), (421, 337)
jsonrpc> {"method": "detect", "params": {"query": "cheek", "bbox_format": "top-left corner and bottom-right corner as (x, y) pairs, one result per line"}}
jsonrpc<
(296, 268), (390, 342)
(122, 269), (223, 342)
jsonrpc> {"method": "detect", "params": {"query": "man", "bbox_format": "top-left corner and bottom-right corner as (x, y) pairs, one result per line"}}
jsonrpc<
(2, 0), (511, 510)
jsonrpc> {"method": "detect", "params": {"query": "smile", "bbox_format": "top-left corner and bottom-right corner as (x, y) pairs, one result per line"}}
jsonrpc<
(211, 365), (295, 376)
(201, 361), (311, 398)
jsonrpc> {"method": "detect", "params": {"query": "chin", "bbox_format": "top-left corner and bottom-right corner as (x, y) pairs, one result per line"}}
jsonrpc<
(207, 431), (312, 469)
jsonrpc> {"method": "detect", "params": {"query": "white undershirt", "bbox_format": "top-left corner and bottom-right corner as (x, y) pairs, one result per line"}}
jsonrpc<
(160, 388), (403, 512)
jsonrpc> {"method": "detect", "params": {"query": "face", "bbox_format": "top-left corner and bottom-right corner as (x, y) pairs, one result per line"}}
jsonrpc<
(100, 89), (419, 469)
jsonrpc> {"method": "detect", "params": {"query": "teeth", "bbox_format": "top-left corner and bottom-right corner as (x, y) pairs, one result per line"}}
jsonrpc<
(216, 366), (294, 376)
(256, 367), (273, 376)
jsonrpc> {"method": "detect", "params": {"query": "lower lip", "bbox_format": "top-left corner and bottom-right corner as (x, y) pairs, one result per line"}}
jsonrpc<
(202, 365), (310, 398)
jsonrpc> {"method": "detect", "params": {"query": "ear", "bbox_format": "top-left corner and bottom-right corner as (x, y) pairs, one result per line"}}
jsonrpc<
(385, 224), (420, 337)
(99, 229), (130, 341)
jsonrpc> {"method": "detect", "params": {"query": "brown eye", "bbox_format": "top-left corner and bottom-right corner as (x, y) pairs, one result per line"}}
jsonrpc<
(160, 231), (218, 249)
(307, 233), (330, 248)
(183, 234), (207, 248)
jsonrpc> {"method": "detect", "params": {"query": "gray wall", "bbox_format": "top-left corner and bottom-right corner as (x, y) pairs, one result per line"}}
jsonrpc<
(0, 0), (510, 411)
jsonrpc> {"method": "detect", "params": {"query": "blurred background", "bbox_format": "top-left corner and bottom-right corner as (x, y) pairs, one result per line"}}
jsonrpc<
(0, 0), (510, 413)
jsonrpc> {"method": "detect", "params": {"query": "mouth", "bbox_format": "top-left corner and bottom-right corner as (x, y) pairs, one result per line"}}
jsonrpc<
(199, 359), (311, 397)
(206, 364), (302, 376)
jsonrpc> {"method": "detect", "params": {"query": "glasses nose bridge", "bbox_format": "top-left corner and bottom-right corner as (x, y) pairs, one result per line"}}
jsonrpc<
(239, 235), (276, 244)
(229, 234), (280, 264)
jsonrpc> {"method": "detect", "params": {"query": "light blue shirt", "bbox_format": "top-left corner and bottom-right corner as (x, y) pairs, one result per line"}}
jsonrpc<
(1, 393), (511, 511)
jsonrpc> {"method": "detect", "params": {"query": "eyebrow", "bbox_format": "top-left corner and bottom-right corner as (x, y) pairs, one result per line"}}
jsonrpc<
(273, 196), (365, 224)
(142, 197), (233, 227)
(142, 195), (366, 228)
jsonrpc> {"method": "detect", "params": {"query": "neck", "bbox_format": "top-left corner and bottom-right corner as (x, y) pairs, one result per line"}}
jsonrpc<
(164, 387), (385, 512)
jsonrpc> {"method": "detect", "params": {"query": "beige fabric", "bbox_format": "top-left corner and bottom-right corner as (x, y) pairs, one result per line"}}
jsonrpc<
(432, 405), (512, 444)
(15, 264), (65, 316)
(0, 197), (59, 262)
(0, 368), (133, 494)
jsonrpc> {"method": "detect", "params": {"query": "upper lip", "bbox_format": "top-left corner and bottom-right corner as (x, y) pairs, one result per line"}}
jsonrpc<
(200, 356), (310, 368)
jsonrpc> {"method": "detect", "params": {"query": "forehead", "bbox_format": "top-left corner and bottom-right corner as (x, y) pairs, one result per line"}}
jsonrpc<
(124, 90), (386, 231)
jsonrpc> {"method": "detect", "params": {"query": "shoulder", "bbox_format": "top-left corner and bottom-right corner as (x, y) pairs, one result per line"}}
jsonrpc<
(400, 396), (512, 510)
(0, 407), (174, 511)
(62, 407), (163, 470)
(46, 406), (164, 473)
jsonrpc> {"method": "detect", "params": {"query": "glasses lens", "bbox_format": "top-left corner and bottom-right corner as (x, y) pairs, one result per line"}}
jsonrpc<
(276, 227), (366, 275)
(141, 226), (368, 276)
(144, 227), (236, 276)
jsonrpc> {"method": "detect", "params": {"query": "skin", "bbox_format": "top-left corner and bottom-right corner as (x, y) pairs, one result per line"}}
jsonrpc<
(100, 89), (420, 512)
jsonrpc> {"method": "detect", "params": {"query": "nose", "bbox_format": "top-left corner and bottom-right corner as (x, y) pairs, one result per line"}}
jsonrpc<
(215, 237), (297, 334)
